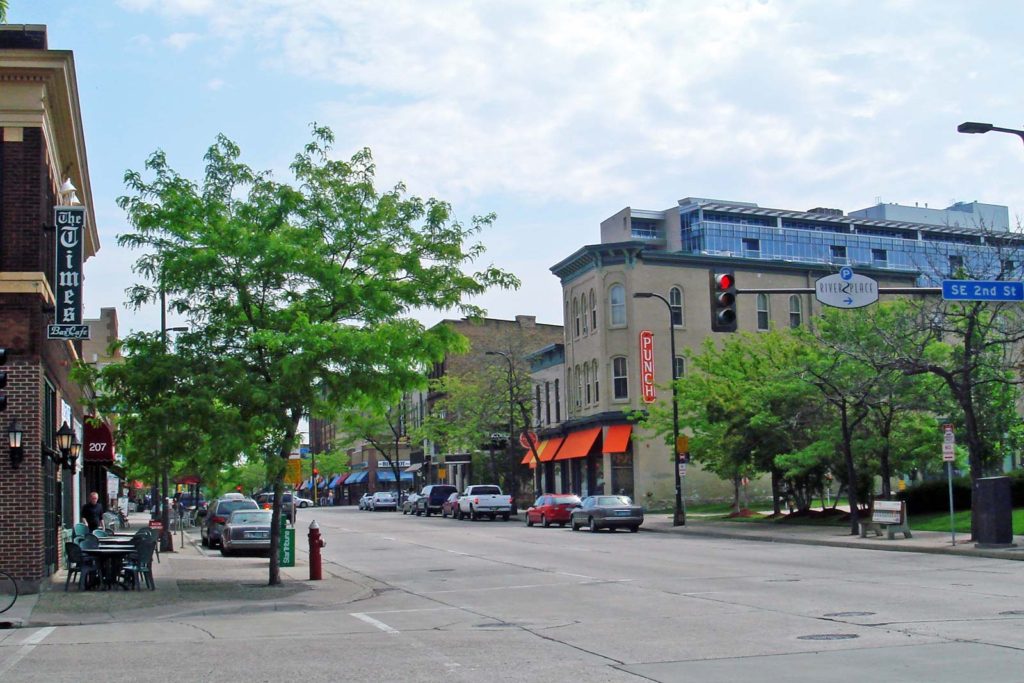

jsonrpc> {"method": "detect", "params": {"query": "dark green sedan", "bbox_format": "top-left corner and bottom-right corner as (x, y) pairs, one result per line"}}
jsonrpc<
(570, 495), (644, 533)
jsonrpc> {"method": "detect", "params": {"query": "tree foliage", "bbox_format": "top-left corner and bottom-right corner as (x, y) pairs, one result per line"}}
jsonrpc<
(115, 126), (517, 583)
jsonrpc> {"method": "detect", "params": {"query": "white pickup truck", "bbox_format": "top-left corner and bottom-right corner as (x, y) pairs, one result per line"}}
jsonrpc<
(457, 485), (513, 521)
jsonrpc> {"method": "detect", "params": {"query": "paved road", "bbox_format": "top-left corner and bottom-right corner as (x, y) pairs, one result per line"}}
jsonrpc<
(4, 507), (1024, 681)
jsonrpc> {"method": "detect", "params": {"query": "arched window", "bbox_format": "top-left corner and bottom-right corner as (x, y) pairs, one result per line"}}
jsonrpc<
(669, 286), (684, 327)
(572, 298), (580, 338)
(612, 356), (628, 400)
(609, 284), (626, 326)
(580, 295), (588, 335)
(756, 293), (770, 331)
(584, 363), (591, 404)
(789, 295), (802, 329)
(590, 290), (597, 330)
(592, 359), (600, 404)
(575, 364), (583, 408)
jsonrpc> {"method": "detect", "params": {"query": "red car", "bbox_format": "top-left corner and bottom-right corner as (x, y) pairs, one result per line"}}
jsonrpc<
(441, 492), (462, 518)
(525, 494), (581, 528)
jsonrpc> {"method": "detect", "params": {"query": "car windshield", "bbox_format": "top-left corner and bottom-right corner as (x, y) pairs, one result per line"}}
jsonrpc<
(218, 500), (258, 514)
(596, 496), (632, 506)
(229, 511), (272, 525)
(553, 495), (581, 505)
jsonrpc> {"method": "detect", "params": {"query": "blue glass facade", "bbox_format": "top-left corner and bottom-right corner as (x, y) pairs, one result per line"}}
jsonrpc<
(677, 204), (1015, 285)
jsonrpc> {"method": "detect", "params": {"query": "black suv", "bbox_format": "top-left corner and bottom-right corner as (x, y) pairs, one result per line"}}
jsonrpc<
(414, 485), (458, 517)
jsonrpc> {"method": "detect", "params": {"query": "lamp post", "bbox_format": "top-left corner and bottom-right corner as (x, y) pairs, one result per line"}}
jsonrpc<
(157, 288), (188, 552)
(957, 121), (1024, 146)
(485, 350), (520, 508)
(633, 292), (685, 526)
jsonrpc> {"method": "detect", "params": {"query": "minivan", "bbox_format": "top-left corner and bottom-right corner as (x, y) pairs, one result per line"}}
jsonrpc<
(414, 485), (458, 516)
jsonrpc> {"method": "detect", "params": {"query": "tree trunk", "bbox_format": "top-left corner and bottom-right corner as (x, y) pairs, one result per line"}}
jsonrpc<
(732, 475), (740, 514)
(841, 405), (861, 536)
(771, 468), (781, 516)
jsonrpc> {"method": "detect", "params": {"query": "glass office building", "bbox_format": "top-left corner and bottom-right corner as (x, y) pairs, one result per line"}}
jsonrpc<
(631, 198), (1020, 284)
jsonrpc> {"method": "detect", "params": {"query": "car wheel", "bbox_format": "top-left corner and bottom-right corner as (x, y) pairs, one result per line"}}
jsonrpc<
(526, 515), (534, 527)
(300, 502), (309, 508)
(630, 526), (639, 533)
(470, 508), (477, 521)
(425, 508), (431, 517)
(589, 517), (598, 533)
(571, 519), (580, 531)
(541, 514), (549, 528)
(220, 546), (231, 556)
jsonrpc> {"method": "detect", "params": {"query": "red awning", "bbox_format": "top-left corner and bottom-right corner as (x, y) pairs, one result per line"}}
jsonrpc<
(84, 418), (115, 464)
(603, 425), (632, 454)
(554, 428), (601, 461)
(174, 474), (201, 485)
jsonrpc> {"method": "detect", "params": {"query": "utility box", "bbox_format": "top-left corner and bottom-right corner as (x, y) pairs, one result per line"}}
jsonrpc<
(974, 476), (1015, 548)
(279, 517), (295, 567)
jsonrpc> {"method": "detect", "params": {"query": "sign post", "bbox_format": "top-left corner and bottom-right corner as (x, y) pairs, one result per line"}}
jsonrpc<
(943, 424), (956, 545)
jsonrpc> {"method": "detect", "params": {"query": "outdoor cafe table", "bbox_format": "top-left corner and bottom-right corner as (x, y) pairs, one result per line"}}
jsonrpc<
(81, 546), (135, 590)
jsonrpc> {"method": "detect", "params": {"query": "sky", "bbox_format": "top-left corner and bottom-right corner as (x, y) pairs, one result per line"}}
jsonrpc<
(16, 0), (1024, 336)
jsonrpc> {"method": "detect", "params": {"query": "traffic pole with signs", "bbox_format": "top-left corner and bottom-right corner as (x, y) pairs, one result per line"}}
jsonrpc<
(943, 424), (956, 545)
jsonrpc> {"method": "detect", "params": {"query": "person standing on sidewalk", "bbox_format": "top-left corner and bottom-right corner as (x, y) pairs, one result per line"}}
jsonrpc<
(81, 491), (104, 531)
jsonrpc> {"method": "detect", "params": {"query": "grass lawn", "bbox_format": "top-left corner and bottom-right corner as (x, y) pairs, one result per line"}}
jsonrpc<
(909, 508), (1024, 535)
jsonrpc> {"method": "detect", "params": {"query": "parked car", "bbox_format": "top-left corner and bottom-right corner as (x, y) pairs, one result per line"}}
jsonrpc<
(220, 509), (274, 556)
(370, 491), (398, 511)
(401, 492), (421, 515)
(441, 492), (462, 518)
(254, 492), (295, 519)
(294, 496), (313, 508)
(570, 495), (644, 533)
(202, 496), (260, 548)
(358, 493), (374, 510)
(414, 485), (459, 516)
(457, 484), (513, 521)
(525, 494), (581, 528)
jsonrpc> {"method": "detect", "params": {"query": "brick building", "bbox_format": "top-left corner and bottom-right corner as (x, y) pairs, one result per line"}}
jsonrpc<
(0, 25), (100, 592)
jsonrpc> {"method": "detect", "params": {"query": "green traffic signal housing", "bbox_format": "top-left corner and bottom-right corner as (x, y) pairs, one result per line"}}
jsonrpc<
(709, 271), (738, 332)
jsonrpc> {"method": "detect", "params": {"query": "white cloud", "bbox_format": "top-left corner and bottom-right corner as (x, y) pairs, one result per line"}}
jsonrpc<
(164, 32), (201, 51)
(205, 78), (225, 91)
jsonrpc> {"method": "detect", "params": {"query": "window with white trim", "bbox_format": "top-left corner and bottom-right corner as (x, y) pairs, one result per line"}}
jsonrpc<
(609, 284), (626, 326)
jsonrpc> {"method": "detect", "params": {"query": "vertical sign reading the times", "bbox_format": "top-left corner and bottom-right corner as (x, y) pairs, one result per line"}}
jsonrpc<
(639, 330), (656, 403)
(48, 206), (89, 340)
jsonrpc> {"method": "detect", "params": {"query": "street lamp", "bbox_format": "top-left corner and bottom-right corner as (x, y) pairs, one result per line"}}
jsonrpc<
(156, 288), (188, 552)
(957, 121), (1024, 146)
(8, 420), (24, 469)
(55, 421), (79, 473)
(485, 350), (524, 507)
(633, 292), (685, 526)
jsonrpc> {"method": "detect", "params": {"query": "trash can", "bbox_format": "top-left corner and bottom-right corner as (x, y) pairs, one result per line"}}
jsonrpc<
(973, 476), (1015, 548)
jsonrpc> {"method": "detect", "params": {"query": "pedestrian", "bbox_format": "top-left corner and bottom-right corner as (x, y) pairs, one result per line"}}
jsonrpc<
(80, 491), (104, 531)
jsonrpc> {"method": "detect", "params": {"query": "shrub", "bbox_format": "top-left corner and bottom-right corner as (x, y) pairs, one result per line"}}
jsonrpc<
(898, 478), (971, 514)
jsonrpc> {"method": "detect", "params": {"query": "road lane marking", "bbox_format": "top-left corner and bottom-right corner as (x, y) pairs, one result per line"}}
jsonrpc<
(556, 571), (595, 579)
(351, 612), (400, 634)
(0, 627), (55, 677)
(422, 578), (635, 595)
(362, 607), (460, 615)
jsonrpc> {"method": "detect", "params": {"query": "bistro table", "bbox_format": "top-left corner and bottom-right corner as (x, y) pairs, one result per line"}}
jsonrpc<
(81, 545), (135, 590)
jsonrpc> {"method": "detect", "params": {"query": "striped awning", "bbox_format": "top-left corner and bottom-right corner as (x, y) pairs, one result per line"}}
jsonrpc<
(554, 428), (601, 461)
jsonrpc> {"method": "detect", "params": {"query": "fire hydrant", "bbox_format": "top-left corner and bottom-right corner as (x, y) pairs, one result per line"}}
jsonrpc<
(308, 520), (325, 581)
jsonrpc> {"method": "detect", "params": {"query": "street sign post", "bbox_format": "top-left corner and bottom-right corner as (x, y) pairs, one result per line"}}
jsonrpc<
(815, 267), (879, 309)
(941, 280), (1024, 302)
(943, 424), (956, 546)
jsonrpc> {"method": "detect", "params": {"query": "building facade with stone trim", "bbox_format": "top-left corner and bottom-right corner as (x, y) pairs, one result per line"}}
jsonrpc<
(540, 197), (1018, 508)
(0, 25), (101, 592)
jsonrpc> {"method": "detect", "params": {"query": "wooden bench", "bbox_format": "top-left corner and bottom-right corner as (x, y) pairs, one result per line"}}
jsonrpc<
(859, 500), (912, 540)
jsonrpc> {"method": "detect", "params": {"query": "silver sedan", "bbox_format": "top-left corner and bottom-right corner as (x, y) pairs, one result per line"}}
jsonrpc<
(570, 495), (644, 533)
(220, 509), (274, 555)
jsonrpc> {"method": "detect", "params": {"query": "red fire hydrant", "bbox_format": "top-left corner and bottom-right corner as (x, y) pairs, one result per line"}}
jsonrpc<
(308, 520), (325, 581)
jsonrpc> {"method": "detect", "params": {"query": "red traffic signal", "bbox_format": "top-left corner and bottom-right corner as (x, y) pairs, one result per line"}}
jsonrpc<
(235, 485), (243, 492)
(312, 468), (319, 476)
(709, 270), (738, 332)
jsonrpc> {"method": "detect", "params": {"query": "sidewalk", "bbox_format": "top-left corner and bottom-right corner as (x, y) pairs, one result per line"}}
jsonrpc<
(643, 514), (1024, 560)
(2, 513), (370, 628)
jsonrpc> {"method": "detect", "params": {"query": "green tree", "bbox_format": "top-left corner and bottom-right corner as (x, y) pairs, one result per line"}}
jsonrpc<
(117, 126), (517, 584)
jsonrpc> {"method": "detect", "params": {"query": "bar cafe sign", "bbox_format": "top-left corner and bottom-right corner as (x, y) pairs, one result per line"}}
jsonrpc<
(47, 206), (90, 340)
(639, 330), (656, 403)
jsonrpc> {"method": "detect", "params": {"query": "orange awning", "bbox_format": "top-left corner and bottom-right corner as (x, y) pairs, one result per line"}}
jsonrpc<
(603, 425), (632, 454)
(554, 428), (601, 461)
(540, 436), (564, 462)
(521, 439), (550, 466)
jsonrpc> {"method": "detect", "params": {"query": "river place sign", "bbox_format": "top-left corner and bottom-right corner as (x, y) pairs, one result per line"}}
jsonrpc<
(815, 267), (879, 309)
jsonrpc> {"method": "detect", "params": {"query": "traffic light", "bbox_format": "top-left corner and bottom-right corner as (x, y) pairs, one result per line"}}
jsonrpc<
(235, 485), (243, 492)
(312, 468), (319, 477)
(0, 348), (7, 412)
(709, 270), (738, 332)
